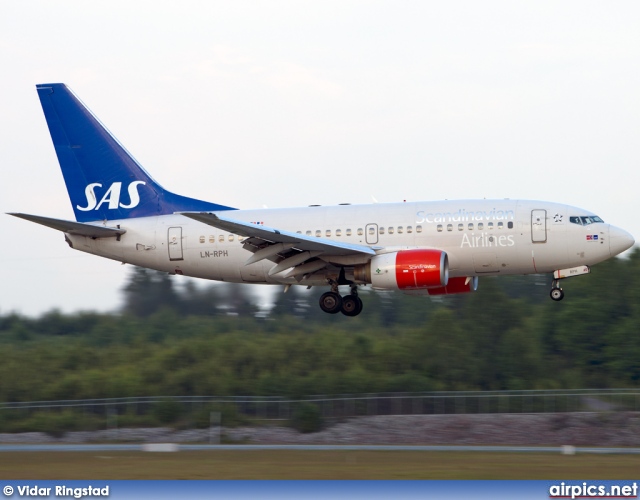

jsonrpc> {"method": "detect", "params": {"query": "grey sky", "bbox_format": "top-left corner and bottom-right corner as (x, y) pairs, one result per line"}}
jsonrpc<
(1, 1), (638, 316)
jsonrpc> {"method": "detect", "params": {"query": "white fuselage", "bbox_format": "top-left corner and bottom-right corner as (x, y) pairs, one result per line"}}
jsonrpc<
(66, 199), (624, 286)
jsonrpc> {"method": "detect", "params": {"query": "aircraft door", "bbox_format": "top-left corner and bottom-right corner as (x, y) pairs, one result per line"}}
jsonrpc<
(531, 210), (547, 243)
(168, 227), (184, 261)
(365, 223), (378, 245)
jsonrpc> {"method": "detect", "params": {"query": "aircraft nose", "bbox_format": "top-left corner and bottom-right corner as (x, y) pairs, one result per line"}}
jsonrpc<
(609, 225), (635, 256)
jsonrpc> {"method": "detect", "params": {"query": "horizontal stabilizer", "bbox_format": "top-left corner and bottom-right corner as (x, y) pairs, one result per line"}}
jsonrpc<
(9, 213), (126, 238)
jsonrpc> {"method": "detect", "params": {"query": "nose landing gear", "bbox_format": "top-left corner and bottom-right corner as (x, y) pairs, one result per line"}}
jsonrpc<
(550, 281), (564, 301)
(549, 266), (590, 302)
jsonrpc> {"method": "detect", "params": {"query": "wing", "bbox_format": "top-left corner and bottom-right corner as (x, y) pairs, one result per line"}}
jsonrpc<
(180, 212), (376, 279)
(9, 213), (126, 238)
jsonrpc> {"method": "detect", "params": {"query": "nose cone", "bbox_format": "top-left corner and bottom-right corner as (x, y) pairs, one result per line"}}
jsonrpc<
(609, 225), (635, 256)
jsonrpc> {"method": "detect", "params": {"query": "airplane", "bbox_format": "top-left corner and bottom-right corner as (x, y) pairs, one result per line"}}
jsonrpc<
(9, 83), (635, 317)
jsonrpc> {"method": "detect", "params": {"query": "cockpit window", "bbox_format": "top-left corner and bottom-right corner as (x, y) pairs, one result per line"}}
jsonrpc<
(570, 215), (604, 226)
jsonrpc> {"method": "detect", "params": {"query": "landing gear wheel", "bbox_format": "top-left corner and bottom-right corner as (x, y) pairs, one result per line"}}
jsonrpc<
(319, 291), (343, 314)
(341, 295), (364, 317)
(550, 287), (564, 301)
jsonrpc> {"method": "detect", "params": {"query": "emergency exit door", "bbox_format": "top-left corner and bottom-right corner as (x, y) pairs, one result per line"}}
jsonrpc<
(365, 223), (379, 244)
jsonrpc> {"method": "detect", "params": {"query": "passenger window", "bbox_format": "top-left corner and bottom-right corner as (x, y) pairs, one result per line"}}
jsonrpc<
(397, 226), (403, 234)
(209, 235), (215, 243)
(437, 225), (443, 232)
(508, 222), (514, 229)
(368, 227), (375, 235)
(357, 228), (363, 236)
(458, 223), (464, 231)
(416, 225), (423, 233)
(336, 229), (342, 237)
(306, 230), (312, 236)
(447, 224), (453, 232)
(388, 227), (394, 235)
(346, 229), (352, 236)
(379, 227), (385, 235)
(488, 222), (494, 230)
(315, 230), (321, 237)
(478, 223), (484, 230)
(228, 235), (234, 242)
(468, 223), (474, 230)
(326, 230), (331, 237)
(296, 230), (302, 234)
(219, 235), (225, 243)
(406, 226), (412, 234)
(498, 222), (503, 229)
(199, 236), (205, 244)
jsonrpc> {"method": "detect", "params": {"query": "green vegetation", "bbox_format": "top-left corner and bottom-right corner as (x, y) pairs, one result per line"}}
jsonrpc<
(0, 250), (639, 410)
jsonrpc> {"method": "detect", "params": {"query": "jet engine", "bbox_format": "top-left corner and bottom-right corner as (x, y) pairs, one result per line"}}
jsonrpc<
(354, 249), (448, 291)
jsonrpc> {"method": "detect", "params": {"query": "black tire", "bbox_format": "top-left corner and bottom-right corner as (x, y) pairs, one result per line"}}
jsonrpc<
(550, 288), (564, 301)
(319, 291), (343, 314)
(341, 295), (363, 317)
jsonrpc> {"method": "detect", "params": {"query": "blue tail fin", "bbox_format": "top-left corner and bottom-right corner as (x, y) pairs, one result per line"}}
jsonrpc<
(36, 83), (235, 222)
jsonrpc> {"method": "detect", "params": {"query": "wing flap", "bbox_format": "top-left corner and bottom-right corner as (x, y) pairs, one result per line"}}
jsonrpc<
(245, 242), (297, 265)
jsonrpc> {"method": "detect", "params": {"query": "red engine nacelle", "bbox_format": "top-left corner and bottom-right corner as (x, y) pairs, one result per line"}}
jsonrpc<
(427, 276), (479, 295)
(355, 249), (449, 291)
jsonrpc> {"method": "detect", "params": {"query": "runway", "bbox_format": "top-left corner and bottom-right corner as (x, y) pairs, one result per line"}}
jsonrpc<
(1, 444), (640, 453)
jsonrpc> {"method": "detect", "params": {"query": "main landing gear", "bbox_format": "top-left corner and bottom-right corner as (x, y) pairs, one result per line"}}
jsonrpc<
(319, 285), (363, 317)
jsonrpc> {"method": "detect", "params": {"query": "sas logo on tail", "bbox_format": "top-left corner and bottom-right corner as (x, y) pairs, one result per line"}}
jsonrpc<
(77, 181), (146, 211)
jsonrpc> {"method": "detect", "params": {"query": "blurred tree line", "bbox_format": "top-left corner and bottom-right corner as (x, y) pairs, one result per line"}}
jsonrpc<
(0, 249), (639, 403)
